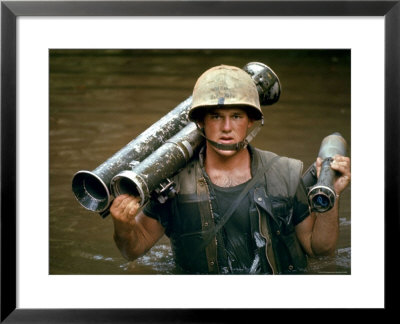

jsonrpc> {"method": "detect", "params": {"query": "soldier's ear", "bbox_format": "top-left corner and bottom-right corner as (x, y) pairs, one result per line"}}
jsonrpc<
(196, 116), (205, 128)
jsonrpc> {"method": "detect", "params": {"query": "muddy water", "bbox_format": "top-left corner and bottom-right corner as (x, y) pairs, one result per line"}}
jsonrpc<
(49, 49), (351, 275)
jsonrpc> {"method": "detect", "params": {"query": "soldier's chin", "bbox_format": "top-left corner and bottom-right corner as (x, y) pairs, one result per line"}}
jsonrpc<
(215, 151), (236, 159)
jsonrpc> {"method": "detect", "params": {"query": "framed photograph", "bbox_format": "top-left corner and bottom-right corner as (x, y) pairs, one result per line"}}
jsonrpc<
(2, 0), (398, 321)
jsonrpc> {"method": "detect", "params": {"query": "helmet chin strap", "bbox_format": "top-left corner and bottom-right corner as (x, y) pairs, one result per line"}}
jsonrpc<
(196, 117), (264, 151)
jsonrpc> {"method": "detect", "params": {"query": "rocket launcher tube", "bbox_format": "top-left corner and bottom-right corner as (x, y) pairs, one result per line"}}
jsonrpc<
(307, 132), (347, 213)
(110, 123), (203, 206)
(72, 97), (192, 213)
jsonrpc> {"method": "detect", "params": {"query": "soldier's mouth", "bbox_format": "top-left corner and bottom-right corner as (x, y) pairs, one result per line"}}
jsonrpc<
(218, 137), (235, 143)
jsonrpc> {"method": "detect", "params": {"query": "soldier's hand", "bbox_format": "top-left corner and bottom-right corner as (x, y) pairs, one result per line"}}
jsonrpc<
(316, 154), (351, 195)
(110, 194), (141, 226)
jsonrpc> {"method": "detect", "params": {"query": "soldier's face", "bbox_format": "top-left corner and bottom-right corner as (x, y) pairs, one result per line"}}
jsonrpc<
(202, 107), (254, 156)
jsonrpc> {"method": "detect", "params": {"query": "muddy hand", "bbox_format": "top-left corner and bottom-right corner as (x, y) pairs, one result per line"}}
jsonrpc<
(110, 194), (141, 226)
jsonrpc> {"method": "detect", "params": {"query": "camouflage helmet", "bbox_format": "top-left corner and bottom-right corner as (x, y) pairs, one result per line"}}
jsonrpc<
(188, 65), (263, 122)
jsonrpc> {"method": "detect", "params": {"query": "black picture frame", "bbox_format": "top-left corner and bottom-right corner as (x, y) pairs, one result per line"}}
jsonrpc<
(1, 0), (398, 322)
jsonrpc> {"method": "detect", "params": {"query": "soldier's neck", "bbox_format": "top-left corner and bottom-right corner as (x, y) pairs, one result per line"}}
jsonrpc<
(204, 145), (252, 187)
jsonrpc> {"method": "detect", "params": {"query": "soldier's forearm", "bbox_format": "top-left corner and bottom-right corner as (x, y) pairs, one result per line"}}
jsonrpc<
(310, 199), (340, 256)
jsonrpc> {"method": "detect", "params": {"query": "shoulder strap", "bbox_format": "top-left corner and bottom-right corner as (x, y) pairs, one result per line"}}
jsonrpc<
(196, 176), (220, 273)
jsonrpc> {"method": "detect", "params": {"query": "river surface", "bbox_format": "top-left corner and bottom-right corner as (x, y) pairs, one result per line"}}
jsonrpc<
(49, 49), (351, 275)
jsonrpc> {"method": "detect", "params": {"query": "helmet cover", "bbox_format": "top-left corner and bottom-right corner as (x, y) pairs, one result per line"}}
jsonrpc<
(189, 65), (262, 122)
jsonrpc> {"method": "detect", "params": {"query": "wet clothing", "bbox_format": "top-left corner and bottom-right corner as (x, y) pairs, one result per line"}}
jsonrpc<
(210, 181), (255, 273)
(144, 145), (310, 274)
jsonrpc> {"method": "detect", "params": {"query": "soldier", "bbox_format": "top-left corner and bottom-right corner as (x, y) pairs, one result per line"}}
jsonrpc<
(110, 65), (351, 274)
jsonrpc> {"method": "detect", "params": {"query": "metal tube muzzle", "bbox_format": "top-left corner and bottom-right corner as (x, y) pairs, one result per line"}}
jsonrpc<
(72, 170), (111, 213)
(243, 62), (281, 106)
(110, 170), (148, 205)
(111, 123), (203, 206)
(307, 132), (347, 213)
